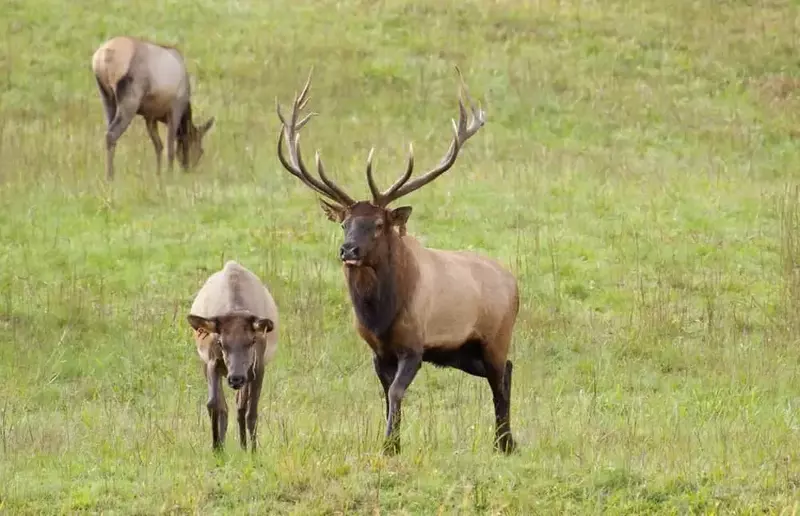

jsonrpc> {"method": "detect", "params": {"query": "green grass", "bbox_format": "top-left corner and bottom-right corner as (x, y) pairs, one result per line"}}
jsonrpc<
(2, 0), (800, 512)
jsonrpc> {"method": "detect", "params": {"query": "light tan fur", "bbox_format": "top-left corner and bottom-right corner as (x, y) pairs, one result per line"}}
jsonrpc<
(190, 261), (279, 364)
(398, 236), (517, 359)
(187, 260), (278, 451)
(91, 36), (214, 180)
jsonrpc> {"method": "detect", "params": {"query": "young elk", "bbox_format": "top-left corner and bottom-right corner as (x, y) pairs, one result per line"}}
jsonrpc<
(91, 36), (215, 181)
(187, 261), (278, 452)
(275, 69), (520, 455)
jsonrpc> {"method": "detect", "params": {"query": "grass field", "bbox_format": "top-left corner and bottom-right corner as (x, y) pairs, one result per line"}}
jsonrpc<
(2, 0), (800, 513)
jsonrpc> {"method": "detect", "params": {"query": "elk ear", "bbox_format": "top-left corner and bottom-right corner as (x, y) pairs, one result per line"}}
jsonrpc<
(319, 198), (346, 223)
(187, 315), (217, 333)
(389, 206), (412, 227)
(200, 117), (215, 136)
(252, 317), (274, 334)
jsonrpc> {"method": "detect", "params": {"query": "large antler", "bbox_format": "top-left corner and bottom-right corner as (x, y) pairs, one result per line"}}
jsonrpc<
(275, 68), (355, 207)
(367, 66), (486, 207)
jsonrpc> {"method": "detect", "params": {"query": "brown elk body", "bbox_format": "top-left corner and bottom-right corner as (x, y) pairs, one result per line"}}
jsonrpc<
(91, 36), (215, 180)
(274, 70), (519, 454)
(187, 260), (278, 451)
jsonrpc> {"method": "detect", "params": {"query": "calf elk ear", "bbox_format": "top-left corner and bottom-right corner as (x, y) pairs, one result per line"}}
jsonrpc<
(187, 315), (218, 334)
(252, 317), (274, 334)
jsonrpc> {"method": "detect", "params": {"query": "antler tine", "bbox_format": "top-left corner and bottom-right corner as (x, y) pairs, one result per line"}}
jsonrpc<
(274, 68), (355, 207)
(374, 143), (414, 203)
(316, 151), (356, 206)
(275, 130), (331, 198)
(365, 148), (382, 202)
(377, 68), (486, 205)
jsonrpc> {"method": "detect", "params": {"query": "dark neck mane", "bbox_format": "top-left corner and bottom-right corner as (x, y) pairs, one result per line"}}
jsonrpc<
(345, 232), (415, 341)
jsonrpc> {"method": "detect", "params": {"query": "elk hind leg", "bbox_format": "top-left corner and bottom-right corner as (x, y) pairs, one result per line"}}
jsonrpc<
(104, 75), (141, 181)
(484, 353), (515, 454)
(95, 76), (116, 126)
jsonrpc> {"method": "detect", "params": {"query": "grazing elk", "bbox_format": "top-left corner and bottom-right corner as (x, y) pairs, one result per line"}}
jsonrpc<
(274, 69), (520, 455)
(187, 260), (278, 452)
(91, 36), (215, 181)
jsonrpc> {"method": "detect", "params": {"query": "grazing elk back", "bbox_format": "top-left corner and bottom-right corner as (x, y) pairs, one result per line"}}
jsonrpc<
(91, 36), (214, 181)
(187, 260), (278, 451)
(274, 68), (520, 455)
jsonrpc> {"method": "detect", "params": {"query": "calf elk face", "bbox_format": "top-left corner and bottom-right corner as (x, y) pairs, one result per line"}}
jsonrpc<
(188, 314), (273, 389)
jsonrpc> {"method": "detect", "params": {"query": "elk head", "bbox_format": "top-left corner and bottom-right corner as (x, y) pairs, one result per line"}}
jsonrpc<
(177, 116), (215, 169)
(187, 312), (274, 389)
(274, 68), (485, 268)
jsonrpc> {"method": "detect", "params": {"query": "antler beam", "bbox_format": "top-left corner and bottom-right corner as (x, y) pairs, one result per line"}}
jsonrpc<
(275, 68), (355, 207)
(368, 66), (486, 207)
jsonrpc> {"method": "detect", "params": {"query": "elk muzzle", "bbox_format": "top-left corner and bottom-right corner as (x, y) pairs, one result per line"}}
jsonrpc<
(227, 374), (246, 390)
(340, 242), (362, 266)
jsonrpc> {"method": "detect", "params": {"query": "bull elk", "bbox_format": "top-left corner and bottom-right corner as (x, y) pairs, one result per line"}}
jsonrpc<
(274, 69), (520, 454)
(91, 36), (215, 181)
(187, 260), (278, 451)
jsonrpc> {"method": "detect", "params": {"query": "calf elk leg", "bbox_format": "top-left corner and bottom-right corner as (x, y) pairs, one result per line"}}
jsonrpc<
(236, 385), (249, 450)
(246, 365), (265, 452)
(205, 361), (225, 450)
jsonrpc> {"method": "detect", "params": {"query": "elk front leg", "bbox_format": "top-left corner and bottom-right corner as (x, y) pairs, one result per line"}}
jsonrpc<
(166, 105), (184, 173)
(384, 351), (422, 456)
(245, 365), (265, 452)
(144, 118), (163, 175)
(373, 353), (396, 421)
(205, 361), (225, 451)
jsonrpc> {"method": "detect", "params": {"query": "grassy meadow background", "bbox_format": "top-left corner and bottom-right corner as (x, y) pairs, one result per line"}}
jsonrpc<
(2, 0), (800, 513)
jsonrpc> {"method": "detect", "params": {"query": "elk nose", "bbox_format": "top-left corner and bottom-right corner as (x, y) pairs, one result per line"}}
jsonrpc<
(228, 375), (246, 390)
(339, 243), (359, 261)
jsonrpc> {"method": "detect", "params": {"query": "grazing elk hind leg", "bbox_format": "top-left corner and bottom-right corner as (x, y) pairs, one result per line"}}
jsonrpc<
(104, 75), (142, 181)
(95, 77), (116, 127)
(384, 352), (422, 455)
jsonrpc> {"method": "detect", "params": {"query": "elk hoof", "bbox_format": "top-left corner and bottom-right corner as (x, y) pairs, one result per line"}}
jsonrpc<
(382, 438), (401, 456)
(495, 434), (517, 455)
